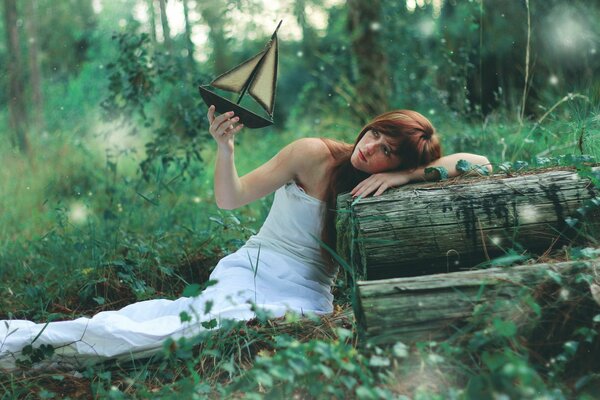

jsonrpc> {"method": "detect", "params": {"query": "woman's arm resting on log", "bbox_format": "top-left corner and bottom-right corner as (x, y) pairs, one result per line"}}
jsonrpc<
(351, 153), (492, 198)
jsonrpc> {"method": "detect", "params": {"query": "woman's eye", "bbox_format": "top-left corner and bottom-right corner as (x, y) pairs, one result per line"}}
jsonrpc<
(383, 146), (391, 156)
(372, 130), (379, 137)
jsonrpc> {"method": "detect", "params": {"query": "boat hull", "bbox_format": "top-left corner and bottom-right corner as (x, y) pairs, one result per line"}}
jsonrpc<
(199, 86), (273, 129)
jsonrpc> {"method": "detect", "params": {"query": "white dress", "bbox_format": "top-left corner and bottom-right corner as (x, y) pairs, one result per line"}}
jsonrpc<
(0, 182), (335, 370)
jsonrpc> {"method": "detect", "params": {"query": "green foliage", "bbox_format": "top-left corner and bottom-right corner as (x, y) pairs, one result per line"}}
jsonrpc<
(1, 1), (600, 398)
(226, 329), (393, 399)
(101, 30), (211, 181)
(455, 159), (490, 176)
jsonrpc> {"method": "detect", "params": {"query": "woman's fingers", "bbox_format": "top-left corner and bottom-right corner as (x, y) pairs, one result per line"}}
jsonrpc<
(207, 105), (216, 124)
(209, 110), (238, 135)
(215, 116), (240, 136)
(352, 179), (377, 197)
(352, 175), (389, 197)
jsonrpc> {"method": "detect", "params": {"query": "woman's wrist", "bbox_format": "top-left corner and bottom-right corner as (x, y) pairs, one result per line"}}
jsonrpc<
(405, 167), (424, 182)
(217, 142), (234, 157)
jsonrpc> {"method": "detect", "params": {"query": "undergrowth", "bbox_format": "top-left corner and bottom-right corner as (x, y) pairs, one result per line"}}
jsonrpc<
(1, 110), (600, 398)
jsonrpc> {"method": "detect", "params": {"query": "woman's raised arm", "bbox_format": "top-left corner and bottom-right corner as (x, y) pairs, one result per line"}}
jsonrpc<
(208, 106), (328, 209)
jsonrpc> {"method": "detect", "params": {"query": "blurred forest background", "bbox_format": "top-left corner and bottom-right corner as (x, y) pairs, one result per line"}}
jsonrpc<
(1, 0), (600, 398)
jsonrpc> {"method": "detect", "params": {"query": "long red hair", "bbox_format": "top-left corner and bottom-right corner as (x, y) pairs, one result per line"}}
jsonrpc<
(321, 110), (442, 269)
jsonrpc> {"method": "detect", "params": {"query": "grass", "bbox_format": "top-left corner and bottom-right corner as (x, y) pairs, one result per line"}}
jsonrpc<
(1, 107), (599, 398)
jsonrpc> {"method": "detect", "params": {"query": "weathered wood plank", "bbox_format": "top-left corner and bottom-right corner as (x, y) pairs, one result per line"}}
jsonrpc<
(355, 258), (600, 346)
(336, 168), (600, 280)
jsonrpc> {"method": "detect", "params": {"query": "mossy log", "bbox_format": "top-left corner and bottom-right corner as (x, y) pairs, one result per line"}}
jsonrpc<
(355, 258), (600, 347)
(336, 168), (600, 280)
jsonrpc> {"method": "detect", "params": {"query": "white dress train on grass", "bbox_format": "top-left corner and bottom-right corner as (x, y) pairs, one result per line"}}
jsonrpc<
(0, 182), (335, 370)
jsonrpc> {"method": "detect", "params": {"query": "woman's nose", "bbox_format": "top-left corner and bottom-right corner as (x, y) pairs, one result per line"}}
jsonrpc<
(365, 143), (375, 155)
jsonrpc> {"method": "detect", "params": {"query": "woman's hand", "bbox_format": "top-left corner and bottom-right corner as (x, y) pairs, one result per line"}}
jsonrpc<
(207, 105), (244, 154)
(351, 171), (412, 198)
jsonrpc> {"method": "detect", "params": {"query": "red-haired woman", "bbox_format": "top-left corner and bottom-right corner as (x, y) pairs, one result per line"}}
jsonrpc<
(0, 108), (490, 370)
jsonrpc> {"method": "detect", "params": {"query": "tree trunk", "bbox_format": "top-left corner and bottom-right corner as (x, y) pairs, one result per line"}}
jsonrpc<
(197, 1), (229, 75)
(147, 0), (157, 43)
(337, 169), (600, 280)
(3, 0), (30, 154)
(158, 0), (172, 50)
(355, 258), (600, 346)
(25, 0), (44, 132)
(347, 0), (390, 121)
(182, 0), (195, 69)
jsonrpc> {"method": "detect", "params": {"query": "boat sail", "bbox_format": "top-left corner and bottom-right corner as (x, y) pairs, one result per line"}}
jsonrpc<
(199, 21), (282, 129)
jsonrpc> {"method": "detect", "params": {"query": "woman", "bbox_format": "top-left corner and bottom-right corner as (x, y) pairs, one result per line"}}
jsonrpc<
(0, 107), (490, 370)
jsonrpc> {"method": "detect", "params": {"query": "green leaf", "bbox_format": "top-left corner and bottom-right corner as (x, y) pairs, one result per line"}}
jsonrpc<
(563, 340), (579, 356)
(593, 314), (600, 323)
(513, 161), (529, 171)
(488, 252), (529, 268)
(182, 283), (202, 297)
(424, 166), (449, 181)
(201, 318), (218, 330)
(499, 162), (513, 174)
(369, 355), (390, 367)
(179, 311), (191, 323)
(93, 296), (105, 305)
(545, 270), (563, 284)
(456, 159), (473, 173)
(492, 319), (517, 337)
(392, 342), (408, 358)
(456, 159), (490, 176)
(204, 300), (214, 314)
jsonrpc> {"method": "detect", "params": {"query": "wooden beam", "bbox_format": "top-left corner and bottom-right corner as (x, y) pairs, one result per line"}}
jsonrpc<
(337, 168), (600, 280)
(355, 258), (600, 346)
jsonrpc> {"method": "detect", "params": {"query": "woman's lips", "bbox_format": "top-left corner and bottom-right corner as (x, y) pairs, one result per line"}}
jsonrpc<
(358, 150), (367, 162)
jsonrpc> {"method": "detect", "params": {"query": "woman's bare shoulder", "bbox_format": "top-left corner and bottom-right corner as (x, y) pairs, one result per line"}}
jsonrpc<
(288, 138), (334, 163)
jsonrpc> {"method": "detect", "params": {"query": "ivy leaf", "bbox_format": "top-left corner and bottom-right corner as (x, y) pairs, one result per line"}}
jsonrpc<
(499, 162), (513, 174)
(456, 159), (473, 173)
(204, 300), (214, 314)
(182, 283), (202, 297)
(424, 166), (449, 181)
(392, 341), (409, 358)
(513, 161), (529, 171)
(201, 318), (218, 330)
(456, 159), (490, 176)
(368, 355), (390, 367)
(179, 311), (191, 323)
(545, 270), (563, 284)
(492, 319), (517, 337)
(535, 157), (553, 167)
(93, 296), (105, 305)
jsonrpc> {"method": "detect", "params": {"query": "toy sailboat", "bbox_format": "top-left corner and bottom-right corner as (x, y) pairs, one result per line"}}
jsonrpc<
(199, 20), (282, 129)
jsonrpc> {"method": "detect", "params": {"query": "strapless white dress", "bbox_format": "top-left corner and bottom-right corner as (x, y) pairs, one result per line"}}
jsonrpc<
(0, 182), (335, 370)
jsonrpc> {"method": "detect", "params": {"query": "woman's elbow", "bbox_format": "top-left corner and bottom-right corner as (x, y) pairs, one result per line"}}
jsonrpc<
(215, 198), (238, 210)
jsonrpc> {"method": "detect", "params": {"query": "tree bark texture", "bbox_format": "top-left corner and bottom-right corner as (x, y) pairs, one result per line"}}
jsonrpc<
(25, 0), (44, 132)
(158, 0), (172, 50)
(147, 0), (157, 43)
(3, 0), (30, 154)
(347, 0), (390, 121)
(182, 0), (195, 69)
(197, 0), (230, 75)
(336, 169), (600, 280)
(355, 258), (600, 346)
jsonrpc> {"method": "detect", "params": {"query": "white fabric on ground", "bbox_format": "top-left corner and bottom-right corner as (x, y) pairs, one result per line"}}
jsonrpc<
(0, 182), (335, 370)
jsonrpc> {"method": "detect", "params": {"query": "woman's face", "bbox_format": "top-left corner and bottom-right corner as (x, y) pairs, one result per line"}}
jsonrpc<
(350, 130), (402, 174)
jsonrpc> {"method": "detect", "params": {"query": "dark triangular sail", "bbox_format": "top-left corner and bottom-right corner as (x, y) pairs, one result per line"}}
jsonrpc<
(211, 51), (265, 93)
(248, 35), (278, 115)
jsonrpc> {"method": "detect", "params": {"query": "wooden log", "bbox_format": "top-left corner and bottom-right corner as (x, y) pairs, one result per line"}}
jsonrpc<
(355, 258), (600, 347)
(336, 168), (600, 280)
